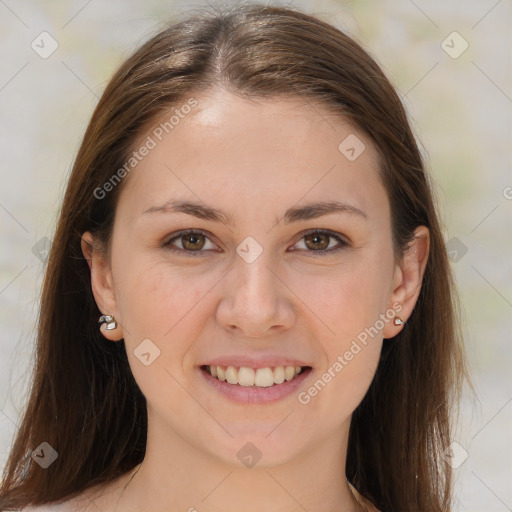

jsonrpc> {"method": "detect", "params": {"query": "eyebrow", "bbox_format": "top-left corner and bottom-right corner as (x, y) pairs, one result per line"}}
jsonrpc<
(142, 199), (368, 226)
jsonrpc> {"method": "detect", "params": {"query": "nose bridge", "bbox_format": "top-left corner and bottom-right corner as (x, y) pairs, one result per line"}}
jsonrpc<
(217, 241), (294, 336)
(233, 245), (280, 308)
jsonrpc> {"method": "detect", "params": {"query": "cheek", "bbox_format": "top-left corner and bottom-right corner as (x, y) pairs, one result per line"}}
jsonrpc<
(296, 268), (385, 422)
(290, 251), (390, 414)
(112, 256), (231, 395)
(114, 252), (212, 340)
(113, 258), (212, 398)
(290, 250), (393, 344)
(307, 342), (382, 431)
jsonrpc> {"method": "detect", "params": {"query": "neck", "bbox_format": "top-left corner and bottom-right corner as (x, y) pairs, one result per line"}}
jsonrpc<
(108, 414), (362, 512)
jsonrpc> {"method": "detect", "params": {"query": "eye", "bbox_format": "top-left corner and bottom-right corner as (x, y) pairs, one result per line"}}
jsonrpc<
(163, 228), (350, 256)
(290, 229), (350, 255)
(163, 230), (218, 256)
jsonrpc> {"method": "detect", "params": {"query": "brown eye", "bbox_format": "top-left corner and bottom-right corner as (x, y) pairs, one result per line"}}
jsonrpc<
(292, 229), (349, 255)
(181, 233), (206, 251)
(303, 232), (331, 251)
(164, 230), (217, 255)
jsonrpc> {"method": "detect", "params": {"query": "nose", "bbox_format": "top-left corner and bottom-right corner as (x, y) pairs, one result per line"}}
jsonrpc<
(215, 252), (296, 338)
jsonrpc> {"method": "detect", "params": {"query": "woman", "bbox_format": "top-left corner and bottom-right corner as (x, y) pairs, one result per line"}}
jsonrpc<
(0, 3), (468, 511)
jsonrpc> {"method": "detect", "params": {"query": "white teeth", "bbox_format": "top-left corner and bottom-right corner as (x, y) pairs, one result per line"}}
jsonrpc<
(225, 366), (238, 385)
(207, 365), (305, 387)
(254, 368), (274, 387)
(284, 366), (295, 381)
(238, 367), (255, 387)
(273, 366), (285, 384)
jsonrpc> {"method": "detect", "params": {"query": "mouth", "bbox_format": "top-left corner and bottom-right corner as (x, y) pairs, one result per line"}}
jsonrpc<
(200, 364), (313, 388)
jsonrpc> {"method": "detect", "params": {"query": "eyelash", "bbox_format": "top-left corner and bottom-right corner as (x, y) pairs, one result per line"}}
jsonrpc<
(163, 229), (350, 257)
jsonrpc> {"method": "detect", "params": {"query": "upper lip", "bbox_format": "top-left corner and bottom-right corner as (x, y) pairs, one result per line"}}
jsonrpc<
(200, 356), (312, 369)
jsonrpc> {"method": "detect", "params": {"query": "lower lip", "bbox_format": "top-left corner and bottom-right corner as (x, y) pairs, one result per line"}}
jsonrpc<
(199, 366), (313, 404)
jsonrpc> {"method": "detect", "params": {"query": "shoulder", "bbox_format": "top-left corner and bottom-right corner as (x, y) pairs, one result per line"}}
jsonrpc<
(19, 505), (70, 512)
(19, 500), (78, 511)
(17, 467), (138, 512)
(19, 499), (92, 512)
(18, 487), (104, 512)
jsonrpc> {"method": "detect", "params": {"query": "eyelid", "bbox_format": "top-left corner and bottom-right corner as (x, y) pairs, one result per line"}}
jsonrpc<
(163, 229), (219, 256)
(163, 228), (350, 256)
(291, 228), (351, 254)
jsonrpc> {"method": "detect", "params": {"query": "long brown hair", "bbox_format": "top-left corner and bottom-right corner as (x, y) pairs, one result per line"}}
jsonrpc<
(0, 4), (468, 511)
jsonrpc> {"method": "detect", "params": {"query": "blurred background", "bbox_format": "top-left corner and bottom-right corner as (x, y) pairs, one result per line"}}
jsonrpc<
(0, 0), (510, 510)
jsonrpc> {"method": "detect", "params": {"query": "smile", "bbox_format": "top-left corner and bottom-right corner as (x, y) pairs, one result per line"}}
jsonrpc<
(201, 364), (311, 387)
(198, 363), (314, 404)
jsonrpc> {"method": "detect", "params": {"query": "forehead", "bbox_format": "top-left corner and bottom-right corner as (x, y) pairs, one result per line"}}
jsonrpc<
(118, 89), (388, 223)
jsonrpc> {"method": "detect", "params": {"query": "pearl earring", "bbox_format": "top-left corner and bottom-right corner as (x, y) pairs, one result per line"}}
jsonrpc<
(98, 314), (117, 330)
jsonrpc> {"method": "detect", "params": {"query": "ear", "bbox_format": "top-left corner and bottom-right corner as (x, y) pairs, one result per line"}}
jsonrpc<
(383, 226), (430, 339)
(81, 231), (124, 341)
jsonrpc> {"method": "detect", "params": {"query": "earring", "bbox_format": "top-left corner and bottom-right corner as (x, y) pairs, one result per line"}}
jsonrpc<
(393, 317), (404, 326)
(98, 314), (117, 330)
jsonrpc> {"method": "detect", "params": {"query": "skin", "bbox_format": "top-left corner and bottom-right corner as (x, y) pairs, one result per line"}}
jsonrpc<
(78, 88), (429, 512)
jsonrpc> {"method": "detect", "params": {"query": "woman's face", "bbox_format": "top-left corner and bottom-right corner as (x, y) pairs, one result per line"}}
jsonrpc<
(85, 89), (422, 467)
